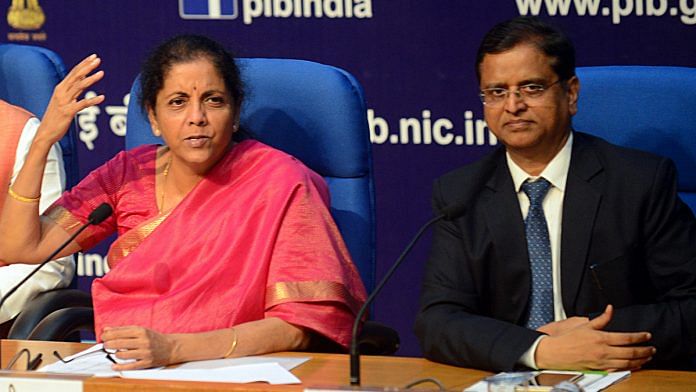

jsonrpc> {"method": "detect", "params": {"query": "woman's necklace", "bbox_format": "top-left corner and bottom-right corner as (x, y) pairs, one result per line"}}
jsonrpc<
(159, 155), (172, 213)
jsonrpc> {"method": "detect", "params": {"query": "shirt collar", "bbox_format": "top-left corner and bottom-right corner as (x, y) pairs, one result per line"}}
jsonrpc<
(507, 132), (573, 193)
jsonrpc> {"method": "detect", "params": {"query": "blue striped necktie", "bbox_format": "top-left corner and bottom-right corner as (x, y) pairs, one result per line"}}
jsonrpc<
(522, 178), (554, 330)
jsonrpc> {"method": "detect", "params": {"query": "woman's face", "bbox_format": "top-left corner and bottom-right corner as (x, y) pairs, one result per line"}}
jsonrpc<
(147, 58), (238, 174)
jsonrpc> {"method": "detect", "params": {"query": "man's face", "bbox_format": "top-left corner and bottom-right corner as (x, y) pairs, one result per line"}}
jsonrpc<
(479, 44), (579, 159)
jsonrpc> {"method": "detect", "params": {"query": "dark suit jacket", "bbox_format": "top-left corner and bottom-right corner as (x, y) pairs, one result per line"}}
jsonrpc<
(414, 132), (696, 372)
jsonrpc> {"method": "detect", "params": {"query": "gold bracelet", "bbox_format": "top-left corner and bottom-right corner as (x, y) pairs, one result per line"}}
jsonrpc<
(224, 328), (238, 358)
(8, 187), (41, 203)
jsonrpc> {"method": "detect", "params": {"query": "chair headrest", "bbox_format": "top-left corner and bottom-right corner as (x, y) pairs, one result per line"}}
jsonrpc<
(574, 66), (696, 192)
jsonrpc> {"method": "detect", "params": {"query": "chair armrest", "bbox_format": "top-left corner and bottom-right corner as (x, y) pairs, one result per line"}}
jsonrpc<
(27, 307), (94, 341)
(358, 320), (400, 355)
(8, 289), (92, 340)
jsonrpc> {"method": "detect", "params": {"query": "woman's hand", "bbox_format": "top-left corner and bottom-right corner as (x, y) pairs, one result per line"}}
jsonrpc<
(36, 54), (105, 147)
(100, 318), (310, 370)
(101, 326), (178, 371)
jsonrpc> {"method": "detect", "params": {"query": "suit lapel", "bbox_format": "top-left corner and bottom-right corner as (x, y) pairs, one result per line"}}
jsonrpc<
(483, 153), (531, 322)
(561, 134), (603, 313)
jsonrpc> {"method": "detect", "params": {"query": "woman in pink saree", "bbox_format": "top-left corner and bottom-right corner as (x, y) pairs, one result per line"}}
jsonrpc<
(0, 35), (366, 370)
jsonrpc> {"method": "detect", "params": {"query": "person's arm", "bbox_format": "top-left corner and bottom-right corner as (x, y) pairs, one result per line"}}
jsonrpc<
(518, 336), (545, 369)
(528, 159), (696, 370)
(0, 54), (104, 264)
(32, 117), (74, 291)
(534, 305), (653, 370)
(525, 160), (696, 371)
(414, 178), (543, 372)
(101, 317), (310, 370)
(11, 117), (67, 212)
(585, 158), (696, 364)
(0, 118), (74, 323)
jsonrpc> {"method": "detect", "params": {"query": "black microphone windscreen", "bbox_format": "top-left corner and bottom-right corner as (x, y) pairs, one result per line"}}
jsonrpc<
(88, 203), (113, 225)
(440, 202), (467, 221)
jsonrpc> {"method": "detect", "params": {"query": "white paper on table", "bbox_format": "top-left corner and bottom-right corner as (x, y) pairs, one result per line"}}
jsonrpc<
(464, 371), (630, 392)
(39, 344), (306, 384)
(37, 343), (135, 377)
(578, 371), (630, 392)
(177, 356), (310, 371)
(121, 362), (301, 384)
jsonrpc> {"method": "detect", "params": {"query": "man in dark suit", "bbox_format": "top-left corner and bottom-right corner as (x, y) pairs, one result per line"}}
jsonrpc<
(414, 16), (696, 372)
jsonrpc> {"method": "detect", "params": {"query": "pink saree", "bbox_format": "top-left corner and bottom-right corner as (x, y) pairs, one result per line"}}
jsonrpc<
(46, 140), (366, 348)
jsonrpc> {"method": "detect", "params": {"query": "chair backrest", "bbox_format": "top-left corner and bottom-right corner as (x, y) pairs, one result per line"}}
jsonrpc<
(574, 66), (696, 213)
(0, 43), (79, 189)
(125, 58), (376, 291)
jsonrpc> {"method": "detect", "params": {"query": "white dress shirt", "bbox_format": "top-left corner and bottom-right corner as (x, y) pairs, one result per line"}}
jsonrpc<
(507, 133), (574, 368)
(0, 117), (74, 324)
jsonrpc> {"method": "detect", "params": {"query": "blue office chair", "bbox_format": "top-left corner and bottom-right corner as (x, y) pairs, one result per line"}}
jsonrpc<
(0, 44), (90, 339)
(574, 66), (696, 214)
(0, 44), (79, 189)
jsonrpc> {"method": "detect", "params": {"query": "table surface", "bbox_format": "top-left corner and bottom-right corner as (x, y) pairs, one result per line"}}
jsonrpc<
(2, 340), (695, 391)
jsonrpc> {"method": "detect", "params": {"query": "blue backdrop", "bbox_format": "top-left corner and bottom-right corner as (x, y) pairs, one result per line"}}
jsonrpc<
(3, 0), (695, 356)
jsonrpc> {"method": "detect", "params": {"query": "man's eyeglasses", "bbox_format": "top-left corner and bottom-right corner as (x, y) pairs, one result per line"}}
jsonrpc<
(479, 80), (562, 107)
(53, 347), (117, 364)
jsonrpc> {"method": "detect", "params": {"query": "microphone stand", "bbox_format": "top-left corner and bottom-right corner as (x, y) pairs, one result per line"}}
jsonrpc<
(350, 213), (445, 386)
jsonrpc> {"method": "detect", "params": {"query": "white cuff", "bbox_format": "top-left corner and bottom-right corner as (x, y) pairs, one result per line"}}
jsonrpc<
(518, 335), (546, 369)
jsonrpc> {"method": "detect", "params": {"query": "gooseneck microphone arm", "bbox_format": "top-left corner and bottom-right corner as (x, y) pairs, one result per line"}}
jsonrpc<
(0, 203), (113, 311)
(349, 202), (466, 386)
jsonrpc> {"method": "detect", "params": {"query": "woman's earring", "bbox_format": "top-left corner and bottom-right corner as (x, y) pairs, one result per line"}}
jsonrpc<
(153, 127), (161, 137)
(233, 123), (239, 132)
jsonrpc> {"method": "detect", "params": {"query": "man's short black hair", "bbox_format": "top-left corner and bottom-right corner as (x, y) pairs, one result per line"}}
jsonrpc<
(475, 16), (576, 82)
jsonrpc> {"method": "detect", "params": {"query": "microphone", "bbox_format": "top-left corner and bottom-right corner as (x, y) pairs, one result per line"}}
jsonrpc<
(439, 201), (467, 221)
(0, 203), (113, 311)
(349, 201), (467, 386)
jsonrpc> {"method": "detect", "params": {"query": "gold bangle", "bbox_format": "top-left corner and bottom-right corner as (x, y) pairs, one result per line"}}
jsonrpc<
(8, 187), (41, 203)
(224, 328), (238, 358)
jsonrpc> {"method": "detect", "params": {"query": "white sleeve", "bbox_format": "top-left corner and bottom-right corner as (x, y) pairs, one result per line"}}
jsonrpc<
(518, 335), (545, 369)
(0, 117), (75, 324)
